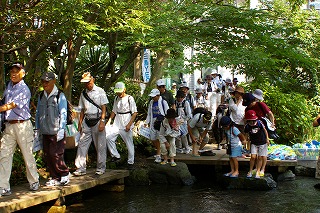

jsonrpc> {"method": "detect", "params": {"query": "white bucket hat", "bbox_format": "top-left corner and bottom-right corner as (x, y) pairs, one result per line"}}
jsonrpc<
(253, 89), (264, 101)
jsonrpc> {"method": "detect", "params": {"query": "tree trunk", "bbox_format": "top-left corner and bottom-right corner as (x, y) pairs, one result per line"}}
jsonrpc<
(105, 42), (142, 90)
(133, 46), (142, 81)
(0, 34), (4, 95)
(63, 35), (83, 102)
(146, 49), (170, 92)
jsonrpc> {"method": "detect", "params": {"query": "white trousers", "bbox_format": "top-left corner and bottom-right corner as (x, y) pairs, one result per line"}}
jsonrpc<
(0, 121), (39, 189)
(75, 122), (107, 173)
(160, 136), (176, 157)
(106, 126), (134, 165)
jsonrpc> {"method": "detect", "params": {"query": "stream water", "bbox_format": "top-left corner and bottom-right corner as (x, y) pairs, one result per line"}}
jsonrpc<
(65, 176), (320, 213)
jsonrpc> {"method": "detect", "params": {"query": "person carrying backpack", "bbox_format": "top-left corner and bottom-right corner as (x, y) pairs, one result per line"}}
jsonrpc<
(175, 90), (192, 154)
(106, 82), (138, 170)
(159, 108), (181, 166)
(244, 110), (269, 179)
(36, 72), (70, 186)
(220, 116), (246, 178)
(188, 109), (213, 157)
(145, 89), (169, 163)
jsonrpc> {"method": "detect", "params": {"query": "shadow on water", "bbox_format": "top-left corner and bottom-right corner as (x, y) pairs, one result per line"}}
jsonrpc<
(65, 176), (320, 213)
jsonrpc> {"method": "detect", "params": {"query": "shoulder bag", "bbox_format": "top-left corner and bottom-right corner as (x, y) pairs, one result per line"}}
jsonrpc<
(82, 91), (108, 127)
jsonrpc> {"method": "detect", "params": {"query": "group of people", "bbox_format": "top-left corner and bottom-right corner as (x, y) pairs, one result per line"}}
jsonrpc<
(0, 64), (138, 196)
(144, 79), (214, 167)
(0, 64), (276, 196)
(166, 73), (276, 179)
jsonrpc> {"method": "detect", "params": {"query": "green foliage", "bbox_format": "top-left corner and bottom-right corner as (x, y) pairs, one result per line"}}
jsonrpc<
(244, 82), (317, 145)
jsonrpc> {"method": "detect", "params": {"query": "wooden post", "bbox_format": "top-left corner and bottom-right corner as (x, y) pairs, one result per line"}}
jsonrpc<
(316, 156), (320, 179)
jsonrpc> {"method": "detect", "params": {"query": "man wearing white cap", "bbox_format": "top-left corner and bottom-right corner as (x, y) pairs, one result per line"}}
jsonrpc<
(106, 82), (138, 169)
(145, 89), (169, 163)
(73, 72), (109, 176)
(156, 79), (175, 109)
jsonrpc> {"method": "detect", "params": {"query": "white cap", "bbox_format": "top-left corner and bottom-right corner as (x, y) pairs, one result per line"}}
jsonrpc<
(149, 89), (160, 97)
(156, 79), (166, 86)
(114, 82), (126, 93)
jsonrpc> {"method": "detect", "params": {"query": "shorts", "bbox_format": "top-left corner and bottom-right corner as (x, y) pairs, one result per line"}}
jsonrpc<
(251, 143), (268, 156)
(150, 126), (159, 141)
(230, 145), (242, 158)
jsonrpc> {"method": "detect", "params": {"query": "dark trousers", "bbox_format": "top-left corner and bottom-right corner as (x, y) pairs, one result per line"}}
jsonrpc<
(42, 134), (69, 180)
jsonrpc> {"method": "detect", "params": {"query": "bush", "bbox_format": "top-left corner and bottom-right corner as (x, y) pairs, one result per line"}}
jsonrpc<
(244, 82), (317, 145)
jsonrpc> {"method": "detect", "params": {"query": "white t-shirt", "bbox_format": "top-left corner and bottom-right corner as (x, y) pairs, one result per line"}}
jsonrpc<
(112, 95), (137, 129)
(79, 85), (109, 115)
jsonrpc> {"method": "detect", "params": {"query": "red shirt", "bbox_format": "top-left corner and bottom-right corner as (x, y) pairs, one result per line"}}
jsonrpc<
(245, 102), (270, 119)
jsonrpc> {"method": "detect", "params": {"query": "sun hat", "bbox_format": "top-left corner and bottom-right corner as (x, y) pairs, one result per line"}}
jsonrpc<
(179, 83), (189, 90)
(41, 72), (56, 81)
(149, 89), (160, 97)
(206, 75), (213, 80)
(172, 82), (176, 86)
(253, 89), (264, 101)
(156, 79), (166, 86)
(165, 108), (178, 119)
(242, 93), (255, 106)
(234, 86), (245, 94)
(9, 63), (24, 71)
(114, 82), (126, 93)
(245, 110), (258, 120)
(195, 88), (203, 94)
(225, 78), (232, 84)
(220, 116), (232, 127)
(176, 90), (186, 98)
(203, 111), (212, 121)
(80, 72), (93, 83)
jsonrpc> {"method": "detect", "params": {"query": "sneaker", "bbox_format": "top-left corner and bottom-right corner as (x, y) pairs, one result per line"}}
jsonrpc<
(171, 162), (177, 167)
(73, 170), (86, 176)
(45, 179), (61, 187)
(184, 148), (191, 154)
(255, 174), (261, 179)
(259, 171), (265, 177)
(252, 169), (257, 175)
(160, 161), (168, 165)
(60, 173), (70, 185)
(95, 170), (105, 175)
(30, 182), (40, 191)
(110, 157), (121, 162)
(1, 188), (12, 196)
(127, 164), (134, 170)
(176, 148), (183, 154)
(247, 172), (252, 178)
(154, 155), (161, 163)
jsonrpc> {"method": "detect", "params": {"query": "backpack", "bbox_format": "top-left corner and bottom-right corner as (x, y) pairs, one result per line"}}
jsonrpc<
(153, 115), (165, 131)
(153, 99), (165, 131)
(175, 100), (188, 116)
(192, 107), (209, 123)
(40, 90), (73, 125)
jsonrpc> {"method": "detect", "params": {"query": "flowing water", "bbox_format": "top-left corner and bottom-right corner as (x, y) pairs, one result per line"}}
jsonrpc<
(65, 176), (320, 213)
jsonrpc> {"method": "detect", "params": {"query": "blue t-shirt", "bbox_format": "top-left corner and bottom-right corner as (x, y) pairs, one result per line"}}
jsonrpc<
(152, 101), (161, 118)
(225, 126), (242, 148)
